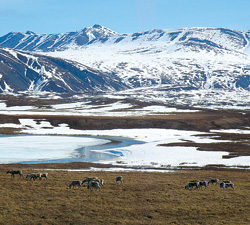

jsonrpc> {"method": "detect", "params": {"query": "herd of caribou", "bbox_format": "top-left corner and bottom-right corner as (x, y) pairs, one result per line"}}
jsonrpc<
(185, 178), (235, 191)
(6, 169), (123, 191)
(6, 170), (234, 192)
(69, 176), (123, 191)
(7, 169), (48, 181)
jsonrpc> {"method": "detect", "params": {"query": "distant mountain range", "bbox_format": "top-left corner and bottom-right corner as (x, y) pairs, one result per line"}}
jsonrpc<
(0, 24), (117, 52)
(1, 24), (250, 95)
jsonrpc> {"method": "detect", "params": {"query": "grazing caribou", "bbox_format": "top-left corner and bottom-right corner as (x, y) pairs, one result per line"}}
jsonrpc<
(91, 178), (104, 186)
(41, 173), (48, 180)
(199, 181), (208, 190)
(82, 177), (98, 186)
(26, 173), (39, 180)
(220, 182), (234, 191)
(69, 181), (82, 189)
(7, 170), (24, 178)
(88, 181), (101, 191)
(82, 177), (104, 188)
(36, 173), (48, 180)
(208, 179), (219, 185)
(116, 176), (123, 185)
(185, 181), (200, 190)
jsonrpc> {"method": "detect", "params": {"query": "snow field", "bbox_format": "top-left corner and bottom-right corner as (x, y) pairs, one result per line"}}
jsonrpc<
(0, 118), (249, 168)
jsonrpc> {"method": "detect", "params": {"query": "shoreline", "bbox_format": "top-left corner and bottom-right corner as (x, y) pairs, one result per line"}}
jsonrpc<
(1, 161), (249, 172)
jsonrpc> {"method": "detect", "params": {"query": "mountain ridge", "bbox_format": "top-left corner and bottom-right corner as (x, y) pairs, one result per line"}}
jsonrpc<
(0, 24), (117, 52)
(2, 25), (250, 53)
(1, 25), (250, 99)
(43, 26), (250, 91)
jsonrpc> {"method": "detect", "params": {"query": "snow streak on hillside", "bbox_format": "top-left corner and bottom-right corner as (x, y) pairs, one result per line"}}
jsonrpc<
(0, 46), (128, 94)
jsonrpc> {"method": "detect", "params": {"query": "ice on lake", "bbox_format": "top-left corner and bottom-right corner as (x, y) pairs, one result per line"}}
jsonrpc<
(0, 135), (111, 163)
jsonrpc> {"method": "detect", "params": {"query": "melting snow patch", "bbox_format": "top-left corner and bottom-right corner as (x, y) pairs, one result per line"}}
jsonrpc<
(1, 118), (250, 169)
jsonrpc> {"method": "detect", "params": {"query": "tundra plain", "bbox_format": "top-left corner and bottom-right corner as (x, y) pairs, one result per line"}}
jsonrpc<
(0, 95), (250, 224)
(1, 164), (250, 225)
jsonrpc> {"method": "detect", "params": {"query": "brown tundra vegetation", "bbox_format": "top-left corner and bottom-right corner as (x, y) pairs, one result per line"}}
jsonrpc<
(0, 163), (250, 225)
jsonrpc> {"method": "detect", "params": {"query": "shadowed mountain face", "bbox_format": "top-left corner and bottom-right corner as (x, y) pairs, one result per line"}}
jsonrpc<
(0, 47), (128, 94)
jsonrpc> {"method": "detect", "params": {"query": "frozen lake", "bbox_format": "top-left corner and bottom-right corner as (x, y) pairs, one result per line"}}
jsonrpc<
(0, 135), (143, 164)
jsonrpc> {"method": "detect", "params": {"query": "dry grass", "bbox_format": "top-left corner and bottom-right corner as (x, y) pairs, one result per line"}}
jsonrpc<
(0, 165), (250, 224)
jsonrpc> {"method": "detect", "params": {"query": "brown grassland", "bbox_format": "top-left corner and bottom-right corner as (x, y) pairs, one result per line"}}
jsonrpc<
(0, 163), (250, 225)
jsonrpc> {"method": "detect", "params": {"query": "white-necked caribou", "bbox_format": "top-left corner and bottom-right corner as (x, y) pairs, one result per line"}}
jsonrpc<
(7, 170), (23, 178)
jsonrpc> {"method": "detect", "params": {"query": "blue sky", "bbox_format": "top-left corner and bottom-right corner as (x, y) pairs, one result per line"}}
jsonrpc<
(1, 0), (250, 35)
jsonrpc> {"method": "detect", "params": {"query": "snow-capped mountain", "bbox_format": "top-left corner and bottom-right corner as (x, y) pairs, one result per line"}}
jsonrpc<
(2, 25), (250, 99)
(0, 24), (117, 52)
(44, 27), (250, 91)
(0, 47), (127, 93)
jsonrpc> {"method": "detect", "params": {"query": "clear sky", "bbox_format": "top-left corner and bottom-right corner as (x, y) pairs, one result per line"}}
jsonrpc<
(1, 0), (250, 36)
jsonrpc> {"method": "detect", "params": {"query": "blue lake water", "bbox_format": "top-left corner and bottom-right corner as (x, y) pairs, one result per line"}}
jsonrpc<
(0, 134), (144, 164)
